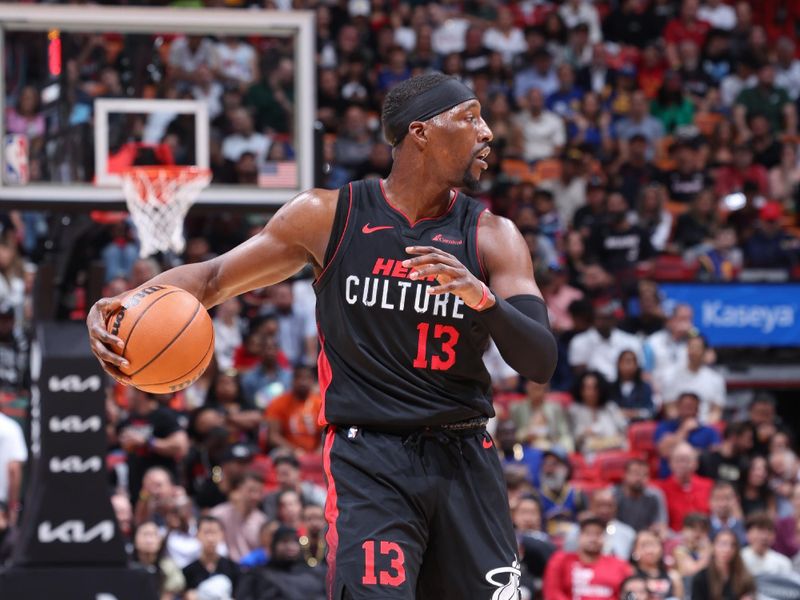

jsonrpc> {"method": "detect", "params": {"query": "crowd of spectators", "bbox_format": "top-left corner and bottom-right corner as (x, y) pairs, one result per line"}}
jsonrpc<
(2, 0), (800, 599)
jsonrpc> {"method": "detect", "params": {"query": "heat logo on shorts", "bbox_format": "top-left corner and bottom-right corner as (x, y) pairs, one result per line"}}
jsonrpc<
(485, 558), (521, 600)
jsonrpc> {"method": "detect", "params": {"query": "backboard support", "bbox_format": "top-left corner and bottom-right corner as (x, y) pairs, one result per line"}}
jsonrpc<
(0, 3), (315, 208)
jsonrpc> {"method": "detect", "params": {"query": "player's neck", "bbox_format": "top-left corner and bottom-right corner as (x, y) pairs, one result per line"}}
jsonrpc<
(383, 162), (454, 223)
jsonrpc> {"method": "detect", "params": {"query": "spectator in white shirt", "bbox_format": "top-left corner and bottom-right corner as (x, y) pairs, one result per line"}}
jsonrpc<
(483, 6), (527, 66)
(512, 88), (566, 163)
(775, 37), (800, 101)
(0, 412), (26, 522)
(212, 37), (257, 92)
(645, 303), (693, 389)
(659, 335), (726, 423)
(558, 0), (603, 44)
(168, 35), (216, 87)
(697, 0), (737, 31)
(741, 512), (793, 576)
(213, 298), (243, 372)
(221, 108), (271, 166)
(568, 300), (644, 382)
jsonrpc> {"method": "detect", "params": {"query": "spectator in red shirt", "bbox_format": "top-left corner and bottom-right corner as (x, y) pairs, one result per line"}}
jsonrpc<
(543, 515), (633, 600)
(656, 442), (713, 532)
(664, 0), (711, 68)
(714, 144), (769, 198)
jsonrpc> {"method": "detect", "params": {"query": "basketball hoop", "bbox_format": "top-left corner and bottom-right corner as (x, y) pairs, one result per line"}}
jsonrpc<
(121, 166), (211, 258)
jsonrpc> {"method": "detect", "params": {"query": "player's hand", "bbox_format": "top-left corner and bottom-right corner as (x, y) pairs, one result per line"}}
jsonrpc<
(86, 296), (132, 385)
(403, 246), (493, 310)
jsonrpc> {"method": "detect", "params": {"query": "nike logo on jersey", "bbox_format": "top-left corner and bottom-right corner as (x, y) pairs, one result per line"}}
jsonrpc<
(362, 223), (394, 234)
(482, 437), (494, 449)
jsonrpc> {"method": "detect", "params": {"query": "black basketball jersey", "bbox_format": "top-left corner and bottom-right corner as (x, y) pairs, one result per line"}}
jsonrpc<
(313, 178), (494, 428)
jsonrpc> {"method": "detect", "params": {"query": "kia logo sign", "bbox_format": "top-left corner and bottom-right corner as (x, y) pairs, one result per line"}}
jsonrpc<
(48, 375), (102, 393)
(38, 520), (115, 544)
(49, 455), (103, 474)
(49, 415), (102, 433)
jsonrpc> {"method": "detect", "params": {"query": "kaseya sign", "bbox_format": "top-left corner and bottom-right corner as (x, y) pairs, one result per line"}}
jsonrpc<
(660, 283), (800, 347)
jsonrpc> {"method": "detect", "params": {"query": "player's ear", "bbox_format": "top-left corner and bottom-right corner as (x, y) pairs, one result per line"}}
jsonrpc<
(407, 121), (428, 149)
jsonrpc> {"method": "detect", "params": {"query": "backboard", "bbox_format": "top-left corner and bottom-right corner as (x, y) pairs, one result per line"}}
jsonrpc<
(0, 3), (315, 208)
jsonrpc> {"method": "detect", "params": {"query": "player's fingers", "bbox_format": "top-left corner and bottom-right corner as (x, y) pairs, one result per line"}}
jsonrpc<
(426, 281), (462, 295)
(91, 339), (129, 369)
(96, 296), (123, 317)
(402, 253), (459, 269)
(92, 354), (132, 386)
(410, 263), (460, 280)
(90, 323), (125, 350)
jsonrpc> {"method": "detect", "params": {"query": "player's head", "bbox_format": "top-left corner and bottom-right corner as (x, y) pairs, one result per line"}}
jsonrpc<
(382, 73), (492, 191)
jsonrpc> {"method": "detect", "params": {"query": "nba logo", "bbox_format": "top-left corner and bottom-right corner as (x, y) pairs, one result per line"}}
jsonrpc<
(4, 134), (29, 185)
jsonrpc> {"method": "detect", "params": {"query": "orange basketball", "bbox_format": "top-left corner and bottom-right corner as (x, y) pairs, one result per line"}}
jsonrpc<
(106, 284), (214, 394)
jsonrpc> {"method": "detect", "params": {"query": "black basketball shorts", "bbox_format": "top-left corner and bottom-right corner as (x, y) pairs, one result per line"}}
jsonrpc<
(321, 424), (521, 600)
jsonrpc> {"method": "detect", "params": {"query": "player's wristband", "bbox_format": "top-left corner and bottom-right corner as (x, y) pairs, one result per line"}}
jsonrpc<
(469, 281), (491, 311)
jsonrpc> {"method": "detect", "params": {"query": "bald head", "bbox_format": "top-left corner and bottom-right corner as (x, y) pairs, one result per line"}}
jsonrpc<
(670, 442), (698, 481)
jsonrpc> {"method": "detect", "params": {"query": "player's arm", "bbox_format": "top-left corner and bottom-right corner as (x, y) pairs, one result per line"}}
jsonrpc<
(404, 211), (557, 382)
(87, 189), (337, 379)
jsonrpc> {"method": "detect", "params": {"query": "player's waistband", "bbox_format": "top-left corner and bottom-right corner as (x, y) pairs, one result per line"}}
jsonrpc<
(331, 416), (489, 437)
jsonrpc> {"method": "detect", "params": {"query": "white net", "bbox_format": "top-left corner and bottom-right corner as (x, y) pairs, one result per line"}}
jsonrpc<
(121, 167), (211, 258)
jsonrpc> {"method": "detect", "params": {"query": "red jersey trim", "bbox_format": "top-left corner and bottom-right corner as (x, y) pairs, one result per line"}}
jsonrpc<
(316, 331), (332, 426)
(475, 208), (489, 283)
(314, 182), (353, 288)
(323, 428), (340, 599)
(378, 178), (457, 228)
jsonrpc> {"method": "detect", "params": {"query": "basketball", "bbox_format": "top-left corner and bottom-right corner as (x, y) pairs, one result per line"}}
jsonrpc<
(106, 284), (214, 394)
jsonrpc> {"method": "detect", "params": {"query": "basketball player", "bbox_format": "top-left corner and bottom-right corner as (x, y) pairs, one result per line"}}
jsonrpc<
(87, 73), (557, 599)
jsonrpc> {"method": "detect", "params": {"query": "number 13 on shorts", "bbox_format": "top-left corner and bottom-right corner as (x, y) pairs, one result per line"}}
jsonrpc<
(362, 540), (406, 587)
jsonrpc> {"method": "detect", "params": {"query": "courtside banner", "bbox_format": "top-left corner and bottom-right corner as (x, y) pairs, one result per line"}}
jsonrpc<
(659, 283), (800, 347)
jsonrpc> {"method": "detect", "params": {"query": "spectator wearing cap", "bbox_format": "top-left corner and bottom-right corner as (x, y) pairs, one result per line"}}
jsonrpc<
(614, 91), (665, 160)
(613, 459), (668, 533)
(708, 480), (747, 546)
(536, 449), (587, 537)
(237, 525), (326, 600)
(543, 515), (633, 600)
(743, 202), (800, 269)
(571, 178), (605, 235)
(570, 371), (627, 454)
(513, 48), (558, 102)
(260, 364), (321, 453)
(587, 190), (656, 276)
(735, 62), (797, 137)
(655, 442), (713, 533)
(183, 515), (241, 599)
(512, 88), (566, 164)
(568, 299), (644, 382)
(563, 488), (636, 559)
(262, 454), (326, 521)
(190, 437), (254, 510)
(209, 471), (268, 562)
(658, 335), (726, 423)
(655, 392), (722, 477)
(698, 421), (753, 484)
(741, 512), (793, 576)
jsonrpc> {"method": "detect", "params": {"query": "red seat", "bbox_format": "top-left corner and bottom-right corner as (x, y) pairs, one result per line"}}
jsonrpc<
(628, 420), (658, 455)
(594, 450), (644, 484)
(569, 453), (599, 481)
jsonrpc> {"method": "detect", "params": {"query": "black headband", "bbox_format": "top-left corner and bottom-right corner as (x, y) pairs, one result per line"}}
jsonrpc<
(384, 78), (478, 146)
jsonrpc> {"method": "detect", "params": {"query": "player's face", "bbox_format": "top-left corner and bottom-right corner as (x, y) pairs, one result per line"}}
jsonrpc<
(431, 100), (492, 191)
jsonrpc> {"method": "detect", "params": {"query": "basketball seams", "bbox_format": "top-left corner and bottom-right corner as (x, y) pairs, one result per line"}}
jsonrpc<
(128, 301), (202, 377)
(119, 289), (182, 359)
(137, 329), (215, 389)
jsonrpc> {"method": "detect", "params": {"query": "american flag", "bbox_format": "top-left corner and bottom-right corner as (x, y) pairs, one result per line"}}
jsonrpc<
(259, 161), (297, 188)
